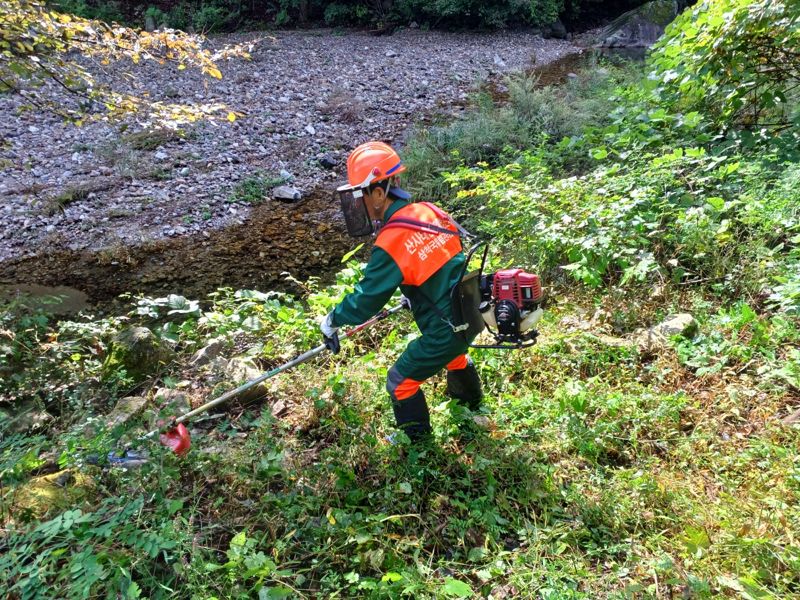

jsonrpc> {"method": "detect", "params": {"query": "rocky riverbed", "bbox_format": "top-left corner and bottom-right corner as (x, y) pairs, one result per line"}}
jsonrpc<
(0, 28), (579, 303)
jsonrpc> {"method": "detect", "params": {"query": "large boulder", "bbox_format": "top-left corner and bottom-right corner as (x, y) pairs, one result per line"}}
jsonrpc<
(190, 337), (226, 367)
(655, 313), (698, 338)
(542, 18), (568, 40)
(153, 388), (192, 417)
(142, 388), (192, 432)
(103, 327), (175, 382)
(224, 357), (269, 404)
(636, 313), (698, 354)
(597, 0), (680, 48)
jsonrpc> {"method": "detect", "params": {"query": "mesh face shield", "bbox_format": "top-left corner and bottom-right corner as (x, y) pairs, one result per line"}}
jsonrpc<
(336, 185), (374, 237)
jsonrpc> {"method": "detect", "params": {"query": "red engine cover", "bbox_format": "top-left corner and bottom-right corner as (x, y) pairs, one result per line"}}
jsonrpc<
(493, 269), (543, 308)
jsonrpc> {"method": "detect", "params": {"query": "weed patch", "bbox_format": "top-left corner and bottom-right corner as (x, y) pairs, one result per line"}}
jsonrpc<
(228, 171), (286, 204)
(40, 178), (117, 216)
(122, 128), (182, 151)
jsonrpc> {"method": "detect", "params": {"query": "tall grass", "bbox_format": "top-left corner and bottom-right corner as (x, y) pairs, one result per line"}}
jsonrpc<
(403, 58), (640, 199)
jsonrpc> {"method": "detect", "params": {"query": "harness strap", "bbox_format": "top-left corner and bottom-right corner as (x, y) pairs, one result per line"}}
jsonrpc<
(379, 202), (474, 239)
(378, 206), (476, 333)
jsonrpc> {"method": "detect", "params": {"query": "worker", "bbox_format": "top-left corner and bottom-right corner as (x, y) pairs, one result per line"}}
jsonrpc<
(320, 141), (483, 443)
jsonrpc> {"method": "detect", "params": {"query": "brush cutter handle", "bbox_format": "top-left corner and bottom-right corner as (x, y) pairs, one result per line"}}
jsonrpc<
(162, 302), (406, 430)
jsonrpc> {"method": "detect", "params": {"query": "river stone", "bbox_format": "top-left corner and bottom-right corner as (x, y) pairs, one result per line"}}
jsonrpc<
(224, 357), (269, 403)
(318, 154), (337, 170)
(597, 0), (679, 48)
(273, 185), (302, 202)
(103, 327), (175, 382)
(105, 396), (149, 428)
(635, 313), (697, 354)
(190, 337), (226, 367)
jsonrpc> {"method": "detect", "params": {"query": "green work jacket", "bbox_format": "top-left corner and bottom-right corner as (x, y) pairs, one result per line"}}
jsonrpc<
(331, 199), (466, 340)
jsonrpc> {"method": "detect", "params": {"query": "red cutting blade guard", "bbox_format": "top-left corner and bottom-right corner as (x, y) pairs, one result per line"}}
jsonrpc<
(160, 422), (191, 455)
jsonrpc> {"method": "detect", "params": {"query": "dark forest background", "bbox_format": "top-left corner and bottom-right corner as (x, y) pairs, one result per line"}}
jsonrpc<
(52, 0), (653, 32)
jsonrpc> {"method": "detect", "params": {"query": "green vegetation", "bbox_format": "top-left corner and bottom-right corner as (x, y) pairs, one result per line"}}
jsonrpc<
(124, 128), (185, 151)
(3, 1), (800, 598)
(41, 184), (93, 216)
(229, 171), (287, 204)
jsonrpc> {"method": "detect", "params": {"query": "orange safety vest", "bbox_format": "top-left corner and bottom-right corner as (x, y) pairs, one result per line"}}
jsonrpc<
(374, 202), (463, 286)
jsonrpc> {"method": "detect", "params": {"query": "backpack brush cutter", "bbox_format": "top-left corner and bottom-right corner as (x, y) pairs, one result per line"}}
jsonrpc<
(475, 268), (544, 349)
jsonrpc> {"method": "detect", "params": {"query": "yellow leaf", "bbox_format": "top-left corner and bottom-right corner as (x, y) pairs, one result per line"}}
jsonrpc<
(227, 112), (236, 122)
(207, 67), (222, 79)
(177, 64), (186, 71)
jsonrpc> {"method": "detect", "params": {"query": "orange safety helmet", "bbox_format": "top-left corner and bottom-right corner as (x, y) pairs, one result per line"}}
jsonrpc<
(336, 141), (409, 237)
(345, 141), (406, 190)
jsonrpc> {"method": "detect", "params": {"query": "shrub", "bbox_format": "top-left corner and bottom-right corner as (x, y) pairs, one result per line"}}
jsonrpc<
(650, 0), (800, 150)
(393, 0), (564, 29)
(403, 62), (633, 199)
(191, 1), (233, 31)
(324, 2), (371, 26)
(51, 0), (125, 23)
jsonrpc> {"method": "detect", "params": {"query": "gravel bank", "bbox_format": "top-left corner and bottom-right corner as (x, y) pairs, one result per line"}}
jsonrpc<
(0, 29), (579, 264)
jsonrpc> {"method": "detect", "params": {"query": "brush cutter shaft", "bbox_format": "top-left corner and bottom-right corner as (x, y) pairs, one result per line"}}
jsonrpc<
(175, 343), (327, 425)
(161, 303), (405, 432)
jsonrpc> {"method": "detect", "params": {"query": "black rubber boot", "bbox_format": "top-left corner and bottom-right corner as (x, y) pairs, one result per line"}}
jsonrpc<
(446, 361), (483, 411)
(391, 389), (432, 443)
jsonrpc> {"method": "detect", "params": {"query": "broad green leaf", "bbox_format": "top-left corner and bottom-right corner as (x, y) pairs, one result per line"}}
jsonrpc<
(442, 578), (473, 598)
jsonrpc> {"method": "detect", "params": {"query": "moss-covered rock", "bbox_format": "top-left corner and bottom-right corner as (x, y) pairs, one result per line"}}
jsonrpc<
(11, 470), (94, 520)
(102, 327), (175, 383)
(597, 0), (679, 48)
(105, 396), (149, 428)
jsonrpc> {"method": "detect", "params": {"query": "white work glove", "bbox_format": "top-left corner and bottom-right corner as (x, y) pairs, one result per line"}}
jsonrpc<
(319, 311), (340, 354)
(400, 294), (411, 310)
